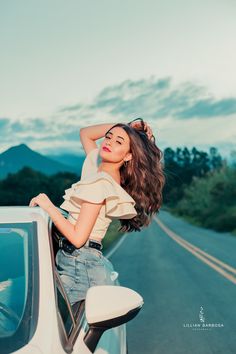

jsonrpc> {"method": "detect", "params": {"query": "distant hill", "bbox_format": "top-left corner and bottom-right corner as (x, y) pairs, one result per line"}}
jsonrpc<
(0, 144), (81, 179)
(47, 153), (85, 171)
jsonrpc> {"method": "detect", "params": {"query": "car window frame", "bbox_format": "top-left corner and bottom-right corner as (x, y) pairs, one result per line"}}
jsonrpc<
(47, 214), (86, 352)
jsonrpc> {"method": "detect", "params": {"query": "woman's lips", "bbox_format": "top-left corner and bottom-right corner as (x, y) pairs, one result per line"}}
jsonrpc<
(102, 147), (111, 152)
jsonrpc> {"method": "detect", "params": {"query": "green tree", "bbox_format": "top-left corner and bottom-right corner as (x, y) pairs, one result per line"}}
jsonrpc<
(174, 165), (236, 233)
(163, 146), (223, 206)
(0, 167), (79, 206)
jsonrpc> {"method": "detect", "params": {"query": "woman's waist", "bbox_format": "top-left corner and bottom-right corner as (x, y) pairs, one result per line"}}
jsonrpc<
(59, 237), (103, 255)
(66, 212), (108, 242)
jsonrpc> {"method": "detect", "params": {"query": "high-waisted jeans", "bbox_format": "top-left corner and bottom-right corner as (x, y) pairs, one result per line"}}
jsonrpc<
(55, 243), (115, 304)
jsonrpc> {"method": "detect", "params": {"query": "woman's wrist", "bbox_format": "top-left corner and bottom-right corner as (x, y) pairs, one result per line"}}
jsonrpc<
(80, 123), (117, 141)
(46, 203), (61, 220)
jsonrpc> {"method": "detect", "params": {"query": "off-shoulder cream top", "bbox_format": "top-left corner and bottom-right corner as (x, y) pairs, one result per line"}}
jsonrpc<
(60, 147), (137, 242)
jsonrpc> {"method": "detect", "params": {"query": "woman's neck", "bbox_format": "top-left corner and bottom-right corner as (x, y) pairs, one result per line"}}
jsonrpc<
(97, 162), (121, 184)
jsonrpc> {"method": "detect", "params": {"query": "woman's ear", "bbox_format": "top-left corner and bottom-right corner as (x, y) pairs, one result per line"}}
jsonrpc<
(125, 153), (132, 162)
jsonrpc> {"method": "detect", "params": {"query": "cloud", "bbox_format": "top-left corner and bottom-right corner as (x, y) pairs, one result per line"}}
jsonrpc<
(0, 118), (12, 139)
(59, 103), (84, 113)
(89, 78), (236, 119)
(178, 97), (236, 118)
(90, 77), (172, 118)
(1, 76), (236, 155)
(0, 118), (9, 129)
(60, 77), (236, 120)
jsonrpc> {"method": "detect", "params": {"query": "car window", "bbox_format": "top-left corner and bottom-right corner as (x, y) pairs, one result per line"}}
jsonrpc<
(0, 222), (39, 353)
(55, 275), (75, 337)
(48, 215), (86, 349)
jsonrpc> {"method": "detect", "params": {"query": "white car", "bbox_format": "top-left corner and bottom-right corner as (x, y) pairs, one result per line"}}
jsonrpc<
(0, 206), (143, 354)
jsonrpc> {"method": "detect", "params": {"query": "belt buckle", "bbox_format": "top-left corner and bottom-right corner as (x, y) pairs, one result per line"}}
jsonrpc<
(64, 244), (74, 254)
(61, 239), (76, 254)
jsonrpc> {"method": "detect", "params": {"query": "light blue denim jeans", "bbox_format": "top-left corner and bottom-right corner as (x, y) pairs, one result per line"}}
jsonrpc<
(55, 243), (115, 304)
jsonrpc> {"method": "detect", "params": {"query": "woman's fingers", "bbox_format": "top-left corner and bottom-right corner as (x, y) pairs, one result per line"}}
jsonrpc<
(29, 196), (39, 207)
(131, 121), (142, 129)
(130, 120), (154, 141)
(29, 198), (36, 207)
(144, 123), (154, 140)
(147, 127), (153, 137)
(29, 193), (53, 212)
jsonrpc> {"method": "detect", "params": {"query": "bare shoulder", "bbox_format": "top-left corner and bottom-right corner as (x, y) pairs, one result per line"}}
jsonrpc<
(79, 130), (98, 156)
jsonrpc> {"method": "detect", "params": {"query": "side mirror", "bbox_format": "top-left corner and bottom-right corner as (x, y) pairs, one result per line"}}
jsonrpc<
(84, 285), (144, 353)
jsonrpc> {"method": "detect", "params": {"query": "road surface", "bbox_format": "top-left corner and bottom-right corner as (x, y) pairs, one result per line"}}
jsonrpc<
(108, 210), (236, 354)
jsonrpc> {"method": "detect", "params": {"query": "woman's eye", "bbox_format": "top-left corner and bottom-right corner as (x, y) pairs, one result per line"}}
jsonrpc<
(105, 136), (121, 144)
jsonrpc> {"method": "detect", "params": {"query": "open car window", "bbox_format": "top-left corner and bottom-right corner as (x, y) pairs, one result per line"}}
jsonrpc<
(0, 222), (39, 353)
(48, 211), (86, 349)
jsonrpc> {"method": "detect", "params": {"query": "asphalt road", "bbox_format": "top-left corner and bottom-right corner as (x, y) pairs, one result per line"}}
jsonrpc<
(108, 210), (236, 354)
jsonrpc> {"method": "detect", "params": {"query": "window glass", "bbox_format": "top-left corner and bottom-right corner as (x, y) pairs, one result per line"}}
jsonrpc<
(0, 222), (39, 353)
(56, 280), (74, 337)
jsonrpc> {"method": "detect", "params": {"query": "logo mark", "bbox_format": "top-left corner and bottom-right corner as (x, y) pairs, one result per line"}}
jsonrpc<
(199, 306), (205, 323)
(183, 306), (224, 331)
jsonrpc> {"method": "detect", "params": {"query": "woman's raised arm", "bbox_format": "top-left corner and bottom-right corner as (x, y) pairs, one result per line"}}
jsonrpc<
(80, 123), (116, 155)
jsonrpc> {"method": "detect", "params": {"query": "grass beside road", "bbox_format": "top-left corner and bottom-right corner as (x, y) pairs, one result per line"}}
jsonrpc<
(102, 219), (126, 251)
(163, 205), (236, 237)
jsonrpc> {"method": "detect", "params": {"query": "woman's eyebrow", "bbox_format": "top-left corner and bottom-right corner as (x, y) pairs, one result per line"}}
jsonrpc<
(107, 131), (125, 141)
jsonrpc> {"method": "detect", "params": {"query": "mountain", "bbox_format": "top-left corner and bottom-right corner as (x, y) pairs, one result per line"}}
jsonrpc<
(0, 144), (81, 179)
(47, 153), (85, 171)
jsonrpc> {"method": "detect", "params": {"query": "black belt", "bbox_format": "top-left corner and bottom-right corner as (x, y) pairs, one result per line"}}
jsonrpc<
(59, 238), (102, 254)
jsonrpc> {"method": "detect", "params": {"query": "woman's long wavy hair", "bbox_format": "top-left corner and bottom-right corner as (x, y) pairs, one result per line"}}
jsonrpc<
(105, 118), (166, 233)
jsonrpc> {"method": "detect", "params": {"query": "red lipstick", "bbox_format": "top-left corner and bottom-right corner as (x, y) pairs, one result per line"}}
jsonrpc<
(102, 147), (111, 152)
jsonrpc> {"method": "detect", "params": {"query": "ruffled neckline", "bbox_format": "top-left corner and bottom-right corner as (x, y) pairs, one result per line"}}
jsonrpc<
(98, 171), (135, 201)
(78, 147), (135, 204)
(97, 170), (120, 186)
(73, 170), (135, 204)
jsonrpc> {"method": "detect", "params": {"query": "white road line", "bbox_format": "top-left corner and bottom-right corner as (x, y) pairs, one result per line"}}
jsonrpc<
(154, 215), (236, 285)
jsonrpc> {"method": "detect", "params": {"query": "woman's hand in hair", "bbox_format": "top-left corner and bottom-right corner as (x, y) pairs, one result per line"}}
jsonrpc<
(130, 120), (154, 141)
(29, 193), (54, 212)
(144, 122), (154, 141)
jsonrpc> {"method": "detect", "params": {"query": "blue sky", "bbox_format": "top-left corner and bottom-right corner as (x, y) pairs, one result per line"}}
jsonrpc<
(0, 0), (236, 159)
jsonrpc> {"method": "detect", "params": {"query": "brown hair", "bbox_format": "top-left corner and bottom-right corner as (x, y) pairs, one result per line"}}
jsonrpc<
(106, 118), (165, 232)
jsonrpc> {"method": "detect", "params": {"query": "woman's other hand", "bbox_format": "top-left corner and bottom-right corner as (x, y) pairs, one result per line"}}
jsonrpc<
(144, 122), (154, 141)
(130, 120), (154, 141)
(29, 193), (54, 212)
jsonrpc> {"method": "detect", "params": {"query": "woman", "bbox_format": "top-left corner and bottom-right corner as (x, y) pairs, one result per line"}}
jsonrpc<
(29, 118), (165, 305)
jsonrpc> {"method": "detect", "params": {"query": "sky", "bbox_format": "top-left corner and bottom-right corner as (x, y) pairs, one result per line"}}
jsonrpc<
(0, 0), (236, 159)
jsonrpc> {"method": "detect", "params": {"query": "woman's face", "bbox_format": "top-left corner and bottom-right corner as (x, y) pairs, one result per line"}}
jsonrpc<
(100, 126), (132, 163)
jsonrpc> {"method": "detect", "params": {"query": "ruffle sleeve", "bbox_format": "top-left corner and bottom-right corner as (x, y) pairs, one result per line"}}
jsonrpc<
(60, 172), (137, 219)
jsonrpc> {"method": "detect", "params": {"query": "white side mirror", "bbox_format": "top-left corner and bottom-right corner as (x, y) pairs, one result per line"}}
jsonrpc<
(84, 285), (144, 353)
